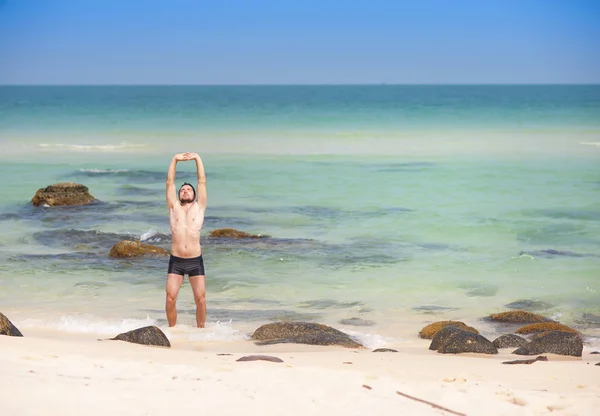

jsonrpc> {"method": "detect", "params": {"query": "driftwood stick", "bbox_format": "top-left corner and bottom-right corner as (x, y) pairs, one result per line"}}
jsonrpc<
(396, 390), (466, 416)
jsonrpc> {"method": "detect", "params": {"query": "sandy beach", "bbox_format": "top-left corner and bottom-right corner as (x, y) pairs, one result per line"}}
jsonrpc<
(1, 328), (599, 416)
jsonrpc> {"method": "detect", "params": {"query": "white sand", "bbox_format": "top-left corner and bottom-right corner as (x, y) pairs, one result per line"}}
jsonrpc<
(1, 329), (599, 416)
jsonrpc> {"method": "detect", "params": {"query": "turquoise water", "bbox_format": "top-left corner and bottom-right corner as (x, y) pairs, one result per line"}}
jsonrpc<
(0, 86), (599, 347)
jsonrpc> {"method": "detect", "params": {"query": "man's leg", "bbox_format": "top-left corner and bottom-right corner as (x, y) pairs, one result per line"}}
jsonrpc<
(166, 273), (184, 327)
(189, 275), (206, 328)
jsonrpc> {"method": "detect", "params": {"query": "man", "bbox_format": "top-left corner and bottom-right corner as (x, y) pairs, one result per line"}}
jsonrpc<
(165, 152), (207, 328)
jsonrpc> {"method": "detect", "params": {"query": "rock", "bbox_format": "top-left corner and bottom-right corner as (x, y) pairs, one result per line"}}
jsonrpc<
(502, 356), (548, 365)
(418, 320), (479, 339)
(109, 240), (170, 258)
(339, 317), (375, 327)
(437, 331), (498, 355)
(486, 310), (552, 324)
(512, 331), (583, 357)
(596, 362), (600, 366)
(429, 325), (466, 351)
(492, 334), (528, 349)
(236, 355), (283, 363)
(372, 348), (398, 353)
(515, 322), (579, 335)
(32, 182), (96, 207)
(110, 326), (170, 347)
(251, 322), (363, 348)
(209, 228), (268, 239)
(0, 312), (23, 337)
(504, 299), (553, 311)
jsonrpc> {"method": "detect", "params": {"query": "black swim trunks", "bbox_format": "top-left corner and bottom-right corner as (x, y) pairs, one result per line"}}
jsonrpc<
(167, 255), (205, 277)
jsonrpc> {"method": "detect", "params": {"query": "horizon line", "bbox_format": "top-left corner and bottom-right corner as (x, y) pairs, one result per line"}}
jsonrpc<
(1, 82), (600, 87)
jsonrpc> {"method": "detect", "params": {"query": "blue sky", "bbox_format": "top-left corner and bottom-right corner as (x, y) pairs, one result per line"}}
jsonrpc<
(1, 0), (599, 84)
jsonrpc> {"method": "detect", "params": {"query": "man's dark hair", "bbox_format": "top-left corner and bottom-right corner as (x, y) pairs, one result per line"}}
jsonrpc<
(179, 182), (196, 200)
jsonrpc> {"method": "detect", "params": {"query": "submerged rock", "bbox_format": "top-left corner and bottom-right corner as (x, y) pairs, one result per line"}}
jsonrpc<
(251, 322), (363, 348)
(418, 320), (479, 339)
(515, 322), (579, 335)
(209, 228), (269, 239)
(492, 334), (528, 349)
(436, 331), (498, 355)
(505, 299), (553, 311)
(512, 331), (583, 357)
(339, 317), (375, 327)
(110, 326), (170, 347)
(32, 182), (96, 207)
(109, 240), (170, 258)
(0, 312), (23, 337)
(485, 310), (552, 324)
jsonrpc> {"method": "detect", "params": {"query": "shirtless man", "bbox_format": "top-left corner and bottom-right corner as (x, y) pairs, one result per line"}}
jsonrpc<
(165, 152), (207, 328)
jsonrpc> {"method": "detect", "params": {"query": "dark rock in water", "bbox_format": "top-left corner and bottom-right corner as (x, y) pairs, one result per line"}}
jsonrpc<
(209, 228), (269, 239)
(485, 310), (552, 324)
(503, 356), (548, 365)
(236, 355), (283, 363)
(512, 331), (583, 357)
(251, 322), (363, 348)
(437, 331), (498, 355)
(372, 348), (398, 353)
(519, 249), (588, 258)
(412, 305), (458, 314)
(109, 240), (170, 258)
(339, 317), (375, 327)
(578, 313), (600, 326)
(492, 334), (528, 349)
(515, 322), (579, 335)
(32, 182), (96, 206)
(0, 312), (23, 337)
(110, 326), (170, 347)
(429, 326), (466, 351)
(418, 320), (480, 339)
(505, 299), (553, 311)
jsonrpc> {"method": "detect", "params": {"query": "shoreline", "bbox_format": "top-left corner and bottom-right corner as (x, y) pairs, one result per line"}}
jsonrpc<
(1, 327), (600, 415)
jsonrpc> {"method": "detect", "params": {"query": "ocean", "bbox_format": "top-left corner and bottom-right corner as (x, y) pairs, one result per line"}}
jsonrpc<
(0, 85), (599, 348)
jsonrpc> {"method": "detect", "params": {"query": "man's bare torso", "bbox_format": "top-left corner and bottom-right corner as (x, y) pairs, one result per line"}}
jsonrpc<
(169, 202), (204, 258)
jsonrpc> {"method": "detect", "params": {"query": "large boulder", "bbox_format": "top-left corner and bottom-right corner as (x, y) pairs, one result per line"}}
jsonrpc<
(492, 334), (528, 349)
(485, 310), (552, 324)
(209, 228), (268, 239)
(109, 240), (170, 258)
(436, 331), (498, 355)
(110, 326), (170, 347)
(419, 320), (479, 339)
(251, 322), (363, 348)
(0, 312), (23, 337)
(512, 331), (583, 357)
(32, 182), (96, 207)
(428, 325), (465, 350)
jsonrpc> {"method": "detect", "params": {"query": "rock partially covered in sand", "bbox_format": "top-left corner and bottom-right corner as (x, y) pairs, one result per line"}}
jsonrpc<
(0, 312), (23, 337)
(436, 331), (498, 355)
(515, 322), (579, 335)
(486, 310), (552, 324)
(492, 334), (528, 349)
(209, 228), (269, 239)
(418, 320), (480, 339)
(110, 326), (170, 347)
(109, 240), (170, 258)
(512, 331), (583, 357)
(429, 325), (466, 351)
(251, 322), (363, 348)
(32, 182), (96, 207)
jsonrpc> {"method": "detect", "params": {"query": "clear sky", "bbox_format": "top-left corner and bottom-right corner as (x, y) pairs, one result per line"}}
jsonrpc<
(1, 0), (599, 85)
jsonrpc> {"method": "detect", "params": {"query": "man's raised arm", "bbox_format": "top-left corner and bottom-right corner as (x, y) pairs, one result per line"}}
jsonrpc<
(166, 153), (187, 208)
(190, 153), (207, 209)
